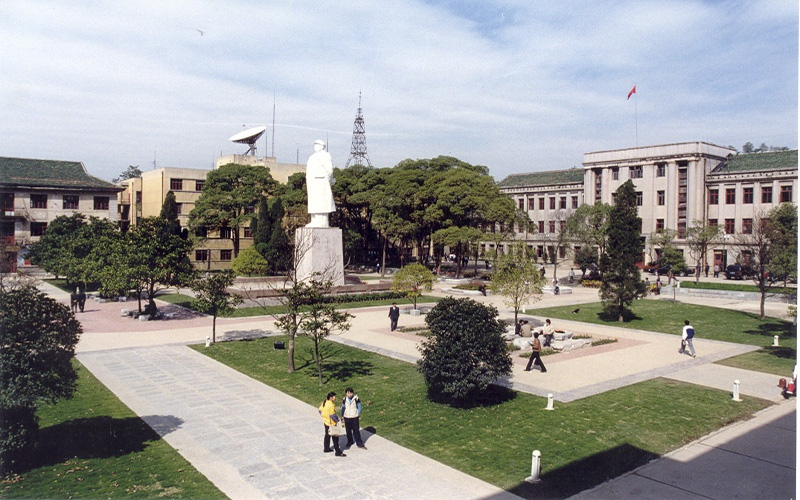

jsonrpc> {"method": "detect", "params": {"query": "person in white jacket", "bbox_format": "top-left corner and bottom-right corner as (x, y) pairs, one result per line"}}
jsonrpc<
(341, 387), (367, 449)
(680, 320), (696, 358)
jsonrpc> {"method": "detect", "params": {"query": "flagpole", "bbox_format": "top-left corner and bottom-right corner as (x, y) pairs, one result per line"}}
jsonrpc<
(634, 91), (638, 148)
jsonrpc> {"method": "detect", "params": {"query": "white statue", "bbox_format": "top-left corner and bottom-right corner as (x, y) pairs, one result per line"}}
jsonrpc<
(305, 140), (335, 227)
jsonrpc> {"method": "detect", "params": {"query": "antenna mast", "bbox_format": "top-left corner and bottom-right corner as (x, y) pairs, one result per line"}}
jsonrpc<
(345, 91), (372, 168)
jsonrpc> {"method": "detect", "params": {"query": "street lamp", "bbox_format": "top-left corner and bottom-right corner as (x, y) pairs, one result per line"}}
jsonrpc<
(723, 234), (731, 268)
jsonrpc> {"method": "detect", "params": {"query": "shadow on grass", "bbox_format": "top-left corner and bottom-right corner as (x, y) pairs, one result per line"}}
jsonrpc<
(742, 319), (796, 339)
(427, 384), (517, 409)
(759, 346), (797, 359)
(596, 308), (642, 323)
(505, 443), (659, 499)
(11, 415), (182, 475)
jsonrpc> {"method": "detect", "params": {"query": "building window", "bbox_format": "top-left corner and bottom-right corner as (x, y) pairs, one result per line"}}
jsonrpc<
(538, 197), (544, 210)
(630, 165), (643, 179)
(195, 227), (208, 238)
(30, 194), (47, 209)
(195, 249), (209, 261)
(219, 227), (232, 239)
(571, 196), (578, 209)
(657, 190), (665, 205)
(528, 198), (535, 210)
(63, 195), (79, 210)
(708, 219), (718, 227)
(656, 163), (666, 177)
(536, 245), (544, 258)
(1, 221), (14, 238)
(655, 219), (664, 232)
(548, 221), (555, 233)
(636, 192), (643, 206)
(135, 191), (142, 204)
(175, 203), (182, 214)
(611, 167), (619, 180)
(549, 197), (556, 210)
(762, 186), (773, 203)
(709, 189), (718, 205)
(93, 196), (109, 210)
(780, 185), (793, 203)
(30, 222), (47, 236)
(244, 227), (252, 238)
(538, 221), (544, 233)
(196, 181), (204, 191)
(724, 218), (735, 234)
(1, 193), (13, 212)
(559, 197), (566, 209)
(559, 246), (566, 258)
(170, 179), (183, 190)
(518, 198), (524, 210)
(725, 188), (735, 204)
(742, 218), (753, 234)
(220, 249), (232, 261)
(743, 187), (753, 204)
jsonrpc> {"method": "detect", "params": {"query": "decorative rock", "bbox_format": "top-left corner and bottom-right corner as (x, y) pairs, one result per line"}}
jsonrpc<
(550, 338), (591, 352)
(97, 298), (108, 304)
(118, 296), (127, 302)
(138, 314), (150, 322)
(512, 337), (533, 350)
(410, 309), (421, 316)
(121, 309), (130, 317)
(553, 331), (573, 341)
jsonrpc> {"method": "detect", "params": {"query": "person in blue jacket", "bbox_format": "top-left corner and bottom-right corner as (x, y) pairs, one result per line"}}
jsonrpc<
(341, 387), (367, 449)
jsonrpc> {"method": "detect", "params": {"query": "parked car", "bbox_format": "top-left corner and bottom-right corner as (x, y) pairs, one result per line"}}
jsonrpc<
(725, 264), (753, 280)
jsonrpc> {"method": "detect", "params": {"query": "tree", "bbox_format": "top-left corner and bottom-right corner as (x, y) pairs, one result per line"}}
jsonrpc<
(112, 164), (142, 184)
(416, 297), (512, 406)
(566, 202), (612, 265)
(391, 263), (436, 309)
(599, 181), (647, 321)
(765, 203), (797, 287)
(191, 270), (242, 343)
(0, 285), (81, 469)
(265, 198), (291, 274)
(231, 246), (270, 277)
(490, 245), (546, 324)
(251, 196), (271, 257)
(189, 163), (277, 258)
(685, 221), (721, 283)
(295, 275), (353, 385)
(160, 190), (182, 236)
(124, 217), (195, 314)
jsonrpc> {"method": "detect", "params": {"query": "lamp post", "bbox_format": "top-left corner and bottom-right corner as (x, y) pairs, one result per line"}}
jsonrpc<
(723, 234), (731, 268)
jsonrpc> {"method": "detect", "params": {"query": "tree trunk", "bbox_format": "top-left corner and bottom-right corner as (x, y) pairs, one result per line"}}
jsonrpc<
(212, 314), (217, 343)
(381, 235), (387, 277)
(287, 334), (296, 373)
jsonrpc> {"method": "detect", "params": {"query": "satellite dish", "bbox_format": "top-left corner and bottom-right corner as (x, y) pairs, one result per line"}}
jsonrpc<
(229, 125), (267, 155)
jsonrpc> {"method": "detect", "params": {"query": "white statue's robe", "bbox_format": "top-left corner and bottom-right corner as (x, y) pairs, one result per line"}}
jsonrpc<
(306, 149), (335, 215)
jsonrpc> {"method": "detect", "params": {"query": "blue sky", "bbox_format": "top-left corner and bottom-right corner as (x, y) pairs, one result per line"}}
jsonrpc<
(0, 0), (796, 182)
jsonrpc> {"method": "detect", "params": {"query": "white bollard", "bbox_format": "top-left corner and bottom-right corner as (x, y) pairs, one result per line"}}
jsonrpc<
(545, 394), (555, 411)
(525, 450), (542, 483)
(205, 336), (211, 348)
(732, 379), (742, 402)
(773, 335), (780, 347)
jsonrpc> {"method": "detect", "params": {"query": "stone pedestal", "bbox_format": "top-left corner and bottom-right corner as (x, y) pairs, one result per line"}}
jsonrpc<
(295, 227), (344, 286)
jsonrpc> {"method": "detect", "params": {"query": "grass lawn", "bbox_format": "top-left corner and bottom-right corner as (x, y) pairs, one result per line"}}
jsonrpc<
(157, 293), (441, 317)
(1, 361), (223, 499)
(193, 335), (770, 498)
(533, 300), (796, 375)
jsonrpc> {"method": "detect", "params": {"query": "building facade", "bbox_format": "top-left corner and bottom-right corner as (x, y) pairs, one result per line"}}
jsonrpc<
(215, 154), (305, 184)
(0, 157), (122, 271)
(497, 142), (797, 271)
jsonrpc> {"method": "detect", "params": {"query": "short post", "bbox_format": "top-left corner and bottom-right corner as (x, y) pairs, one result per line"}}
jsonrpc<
(545, 394), (555, 411)
(525, 450), (542, 483)
(205, 336), (211, 348)
(732, 380), (742, 402)
(773, 335), (780, 347)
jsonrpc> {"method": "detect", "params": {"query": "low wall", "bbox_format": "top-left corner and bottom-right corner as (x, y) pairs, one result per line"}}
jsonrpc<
(667, 284), (796, 304)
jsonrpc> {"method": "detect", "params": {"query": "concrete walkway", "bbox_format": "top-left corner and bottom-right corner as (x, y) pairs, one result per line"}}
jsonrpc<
(38, 279), (796, 499)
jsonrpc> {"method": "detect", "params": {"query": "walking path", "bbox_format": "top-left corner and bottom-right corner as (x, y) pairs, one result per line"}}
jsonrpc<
(38, 279), (796, 499)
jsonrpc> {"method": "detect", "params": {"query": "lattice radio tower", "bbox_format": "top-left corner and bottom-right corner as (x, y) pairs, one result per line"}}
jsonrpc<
(345, 92), (372, 168)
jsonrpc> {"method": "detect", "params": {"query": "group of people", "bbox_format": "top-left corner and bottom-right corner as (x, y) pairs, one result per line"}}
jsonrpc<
(69, 287), (87, 313)
(318, 387), (367, 457)
(515, 318), (556, 373)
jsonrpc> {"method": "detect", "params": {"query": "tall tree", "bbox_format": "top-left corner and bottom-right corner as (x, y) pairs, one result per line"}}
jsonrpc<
(0, 285), (81, 469)
(685, 221), (721, 283)
(391, 263), (436, 309)
(189, 163), (277, 258)
(566, 202), (612, 265)
(599, 180), (647, 321)
(251, 196), (271, 257)
(160, 190), (181, 236)
(112, 164), (142, 184)
(490, 244), (546, 324)
(265, 198), (291, 274)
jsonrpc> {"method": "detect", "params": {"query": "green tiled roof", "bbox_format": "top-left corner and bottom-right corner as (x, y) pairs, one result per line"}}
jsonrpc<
(498, 168), (584, 188)
(0, 157), (120, 191)
(712, 150), (798, 174)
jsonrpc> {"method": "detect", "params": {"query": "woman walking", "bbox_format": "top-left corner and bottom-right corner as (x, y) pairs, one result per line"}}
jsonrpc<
(319, 391), (346, 457)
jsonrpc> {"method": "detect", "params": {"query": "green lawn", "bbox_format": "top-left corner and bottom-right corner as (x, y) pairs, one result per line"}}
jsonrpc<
(157, 293), (441, 317)
(532, 300), (796, 376)
(679, 280), (795, 295)
(192, 335), (769, 498)
(2, 361), (224, 499)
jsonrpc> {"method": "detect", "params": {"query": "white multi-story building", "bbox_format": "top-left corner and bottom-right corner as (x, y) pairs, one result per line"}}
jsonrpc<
(497, 142), (798, 270)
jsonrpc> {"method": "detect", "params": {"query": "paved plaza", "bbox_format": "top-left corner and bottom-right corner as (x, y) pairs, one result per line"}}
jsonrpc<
(41, 275), (796, 499)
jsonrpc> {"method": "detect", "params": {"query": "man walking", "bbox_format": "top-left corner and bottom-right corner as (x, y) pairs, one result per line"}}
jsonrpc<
(679, 319), (696, 358)
(388, 302), (400, 331)
(524, 332), (547, 372)
(341, 387), (367, 449)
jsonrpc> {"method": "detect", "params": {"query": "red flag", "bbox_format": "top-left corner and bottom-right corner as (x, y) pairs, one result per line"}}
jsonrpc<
(627, 85), (636, 100)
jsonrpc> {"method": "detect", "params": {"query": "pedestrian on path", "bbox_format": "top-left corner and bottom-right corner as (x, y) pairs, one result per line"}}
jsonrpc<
(388, 302), (400, 331)
(69, 289), (79, 313)
(679, 320), (696, 358)
(319, 391), (346, 457)
(524, 332), (547, 372)
(77, 288), (87, 312)
(341, 387), (367, 449)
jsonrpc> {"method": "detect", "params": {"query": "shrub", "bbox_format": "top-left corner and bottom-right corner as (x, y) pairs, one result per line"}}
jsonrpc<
(417, 297), (511, 406)
(581, 279), (602, 288)
(231, 246), (270, 276)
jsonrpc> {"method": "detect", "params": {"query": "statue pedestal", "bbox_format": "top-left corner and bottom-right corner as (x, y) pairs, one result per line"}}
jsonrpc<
(295, 227), (344, 286)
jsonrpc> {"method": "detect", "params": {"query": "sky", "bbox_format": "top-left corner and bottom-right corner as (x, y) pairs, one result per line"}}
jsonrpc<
(1, 1), (797, 183)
